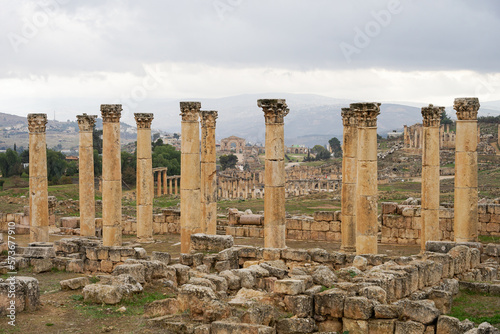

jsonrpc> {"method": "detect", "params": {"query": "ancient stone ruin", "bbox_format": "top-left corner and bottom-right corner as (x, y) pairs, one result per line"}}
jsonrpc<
(1, 97), (499, 333)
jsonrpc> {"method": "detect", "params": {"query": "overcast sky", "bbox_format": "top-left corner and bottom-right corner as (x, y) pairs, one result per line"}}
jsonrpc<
(1, 0), (500, 120)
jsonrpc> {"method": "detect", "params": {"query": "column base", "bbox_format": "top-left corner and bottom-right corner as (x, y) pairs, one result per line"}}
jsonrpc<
(137, 237), (155, 244)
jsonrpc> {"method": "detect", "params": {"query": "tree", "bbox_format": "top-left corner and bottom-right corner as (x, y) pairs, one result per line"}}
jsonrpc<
(93, 127), (103, 154)
(152, 142), (181, 175)
(121, 151), (137, 185)
(93, 149), (102, 177)
(441, 112), (453, 125)
(311, 145), (331, 161)
(219, 154), (238, 170)
(328, 137), (342, 158)
(46, 149), (68, 182)
(0, 149), (22, 177)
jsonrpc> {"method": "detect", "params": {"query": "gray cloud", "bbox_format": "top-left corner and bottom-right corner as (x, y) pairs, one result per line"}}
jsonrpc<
(1, 0), (500, 79)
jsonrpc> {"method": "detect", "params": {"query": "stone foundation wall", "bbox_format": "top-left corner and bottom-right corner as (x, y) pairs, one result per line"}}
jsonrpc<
(381, 202), (500, 245)
(226, 210), (342, 242)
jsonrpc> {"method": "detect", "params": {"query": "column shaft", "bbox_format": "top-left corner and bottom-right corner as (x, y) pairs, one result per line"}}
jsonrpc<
(28, 114), (49, 243)
(341, 108), (357, 253)
(180, 102), (202, 253)
(135, 113), (154, 242)
(77, 114), (97, 237)
(353, 103), (381, 255)
(421, 105), (443, 250)
(454, 98), (479, 242)
(101, 104), (122, 247)
(200, 110), (218, 235)
(259, 99), (289, 249)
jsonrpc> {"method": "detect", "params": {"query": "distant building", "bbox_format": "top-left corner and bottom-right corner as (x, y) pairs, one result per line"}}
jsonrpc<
(387, 130), (403, 138)
(286, 145), (308, 154)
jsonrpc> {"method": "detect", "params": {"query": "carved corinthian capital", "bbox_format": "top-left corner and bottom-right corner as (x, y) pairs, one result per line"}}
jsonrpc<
(257, 99), (289, 125)
(454, 97), (479, 121)
(421, 104), (444, 127)
(77, 114), (98, 132)
(100, 104), (122, 123)
(134, 113), (154, 129)
(200, 110), (218, 128)
(341, 107), (357, 127)
(27, 113), (48, 133)
(180, 102), (201, 122)
(350, 102), (381, 127)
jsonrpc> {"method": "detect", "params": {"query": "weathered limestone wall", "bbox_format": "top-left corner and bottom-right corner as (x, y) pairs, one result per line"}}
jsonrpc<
(381, 202), (500, 245)
(77, 114), (97, 237)
(180, 102), (202, 253)
(259, 99), (289, 249)
(28, 113), (49, 243)
(135, 113), (154, 242)
(101, 104), (123, 247)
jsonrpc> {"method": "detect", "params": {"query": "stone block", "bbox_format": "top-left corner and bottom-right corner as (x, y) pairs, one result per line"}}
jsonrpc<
(281, 249), (310, 262)
(273, 279), (305, 295)
(60, 277), (90, 290)
(283, 295), (313, 318)
(83, 284), (124, 305)
(113, 264), (146, 283)
(374, 304), (402, 319)
(368, 319), (396, 334)
(395, 320), (425, 334)
(311, 221), (330, 232)
(313, 211), (335, 221)
(60, 217), (80, 228)
(143, 298), (178, 318)
(399, 299), (440, 325)
(31, 258), (53, 273)
(191, 233), (234, 252)
(317, 319), (343, 333)
(276, 318), (316, 334)
(382, 202), (398, 214)
(151, 251), (171, 264)
(314, 288), (347, 317)
(343, 296), (373, 320)
(68, 259), (84, 273)
(342, 318), (368, 334)
(19, 246), (56, 258)
(211, 321), (275, 334)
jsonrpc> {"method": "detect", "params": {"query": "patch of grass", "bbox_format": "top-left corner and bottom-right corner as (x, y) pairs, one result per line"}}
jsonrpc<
(71, 291), (167, 319)
(89, 276), (100, 284)
(51, 267), (66, 273)
(479, 235), (500, 244)
(45, 323), (54, 327)
(319, 285), (335, 292)
(1, 250), (8, 256)
(449, 289), (500, 328)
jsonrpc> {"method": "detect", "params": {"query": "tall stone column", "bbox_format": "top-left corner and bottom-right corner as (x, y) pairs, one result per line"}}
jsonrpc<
(421, 104), (443, 250)
(168, 178), (172, 195)
(101, 104), (122, 247)
(180, 102), (202, 253)
(200, 110), (218, 235)
(157, 171), (162, 197)
(77, 114), (97, 237)
(28, 114), (49, 243)
(163, 170), (168, 195)
(135, 113), (154, 243)
(258, 99), (289, 249)
(353, 102), (381, 254)
(341, 107), (358, 253)
(454, 98), (480, 242)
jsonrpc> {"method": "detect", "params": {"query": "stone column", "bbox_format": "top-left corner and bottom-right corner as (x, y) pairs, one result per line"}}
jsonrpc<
(135, 113), (154, 243)
(28, 114), (49, 243)
(156, 171), (162, 197)
(180, 102), (202, 253)
(353, 102), (381, 254)
(341, 107), (357, 253)
(168, 178), (172, 195)
(163, 170), (168, 195)
(101, 104), (122, 247)
(421, 104), (443, 250)
(258, 99), (289, 249)
(454, 98), (480, 242)
(174, 177), (178, 195)
(77, 113), (97, 237)
(200, 110), (218, 235)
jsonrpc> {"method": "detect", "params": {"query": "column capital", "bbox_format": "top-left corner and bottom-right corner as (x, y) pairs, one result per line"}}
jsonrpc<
(27, 113), (48, 133)
(134, 113), (154, 129)
(257, 99), (289, 124)
(454, 97), (479, 120)
(350, 102), (381, 127)
(421, 104), (444, 127)
(100, 104), (122, 123)
(200, 110), (218, 128)
(341, 107), (357, 127)
(180, 102), (201, 121)
(77, 113), (97, 132)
